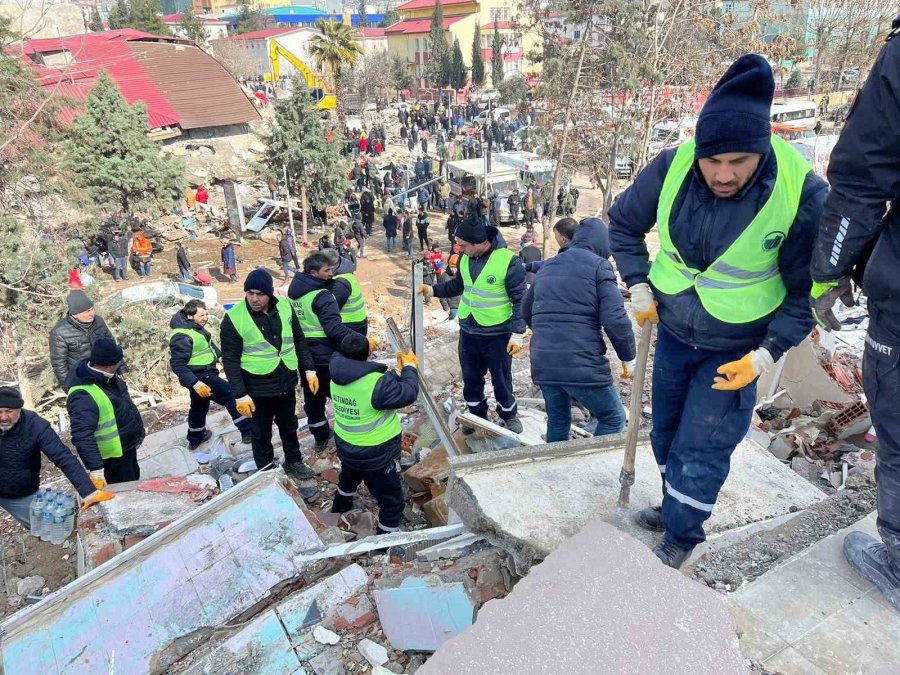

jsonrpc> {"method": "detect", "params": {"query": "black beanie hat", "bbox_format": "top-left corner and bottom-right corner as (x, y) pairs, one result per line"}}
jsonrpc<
(340, 332), (370, 361)
(244, 268), (274, 297)
(0, 386), (24, 409)
(695, 54), (774, 159)
(453, 213), (488, 244)
(67, 290), (94, 315)
(90, 338), (124, 366)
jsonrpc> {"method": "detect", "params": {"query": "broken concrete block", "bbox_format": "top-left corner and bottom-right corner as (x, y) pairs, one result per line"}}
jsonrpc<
(416, 533), (485, 562)
(308, 647), (346, 675)
(373, 577), (475, 651)
(768, 435), (796, 461)
(404, 447), (449, 493)
(76, 529), (123, 574)
(422, 492), (449, 526)
(331, 594), (376, 631)
(419, 521), (745, 675)
(276, 564), (369, 638)
(358, 638), (389, 667)
(16, 576), (44, 598)
(99, 490), (198, 537)
(198, 608), (301, 674)
(313, 626), (340, 645)
(138, 444), (199, 479)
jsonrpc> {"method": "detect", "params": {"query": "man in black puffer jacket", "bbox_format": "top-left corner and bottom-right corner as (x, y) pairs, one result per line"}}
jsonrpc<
(0, 387), (111, 528)
(329, 333), (419, 534)
(523, 217), (635, 443)
(67, 339), (145, 485)
(49, 290), (117, 388)
(169, 300), (251, 450)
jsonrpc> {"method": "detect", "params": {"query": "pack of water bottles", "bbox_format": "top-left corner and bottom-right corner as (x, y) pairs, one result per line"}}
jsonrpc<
(29, 488), (76, 545)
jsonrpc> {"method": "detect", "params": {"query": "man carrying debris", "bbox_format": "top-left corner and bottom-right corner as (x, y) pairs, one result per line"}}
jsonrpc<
(419, 214), (528, 434)
(609, 55), (827, 568)
(322, 250), (369, 337)
(220, 270), (318, 480)
(329, 333), (420, 535)
(524, 218), (635, 442)
(169, 300), (252, 450)
(288, 253), (365, 451)
(0, 386), (113, 528)
(809, 24), (900, 610)
(49, 290), (118, 389)
(67, 338), (146, 485)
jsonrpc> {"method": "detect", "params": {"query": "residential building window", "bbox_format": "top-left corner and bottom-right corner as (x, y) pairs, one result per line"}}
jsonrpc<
(574, 29), (581, 39)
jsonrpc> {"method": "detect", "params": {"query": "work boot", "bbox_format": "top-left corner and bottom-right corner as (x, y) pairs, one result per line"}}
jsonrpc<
(844, 531), (900, 611)
(636, 506), (664, 533)
(503, 416), (523, 434)
(315, 432), (334, 453)
(241, 432), (252, 445)
(188, 429), (212, 450)
(283, 461), (316, 481)
(652, 540), (693, 569)
(330, 492), (355, 514)
(460, 424), (475, 435)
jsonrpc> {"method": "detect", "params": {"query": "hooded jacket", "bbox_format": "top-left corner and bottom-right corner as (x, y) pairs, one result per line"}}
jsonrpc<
(609, 146), (828, 361)
(66, 361), (146, 470)
(219, 296), (315, 398)
(523, 219), (636, 387)
(329, 353), (419, 471)
(49, 313), (116, 387)
(287, 273), (357, 366)
(169, 310), (221, 388)
(131, 231), (152, 258)
(432, 227), (527, 336)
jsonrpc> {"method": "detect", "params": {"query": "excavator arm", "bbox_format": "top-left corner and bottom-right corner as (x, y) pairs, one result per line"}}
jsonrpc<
(268, 40), (337, 110)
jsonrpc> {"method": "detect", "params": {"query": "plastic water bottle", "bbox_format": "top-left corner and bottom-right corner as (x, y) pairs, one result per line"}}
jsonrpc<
(49, 499), (65, 545)
(64, 495), (75, 539)
(29, 490), (45, 536)
(40, 497), (55, 541)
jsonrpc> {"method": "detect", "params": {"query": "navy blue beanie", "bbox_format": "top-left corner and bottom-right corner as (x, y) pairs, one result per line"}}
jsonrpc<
(244, 268), (274, 297)
(454, 213), (487, 244)
(695, 54), (774, 159)
(90, 338), (124, 367)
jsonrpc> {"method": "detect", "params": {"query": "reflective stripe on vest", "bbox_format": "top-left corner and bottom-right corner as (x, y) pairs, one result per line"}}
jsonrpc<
(456, 248), (514, 326)
(648, 134), (810, 324)
(67, 384), (123, 459)
(227, 299), (299, 374)
(169, 328), (215, 366)
(289, 289), (328, 339)
(335, 273), (368, 324)
(332, 371), (403, 446)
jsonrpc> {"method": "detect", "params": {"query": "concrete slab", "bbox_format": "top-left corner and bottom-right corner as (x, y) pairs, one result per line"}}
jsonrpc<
(98, 490), (198, 537)
(449, 436), (826, 570)
(276, 564), (369, 640)
(139, 444), (199, 479)
(419, 520), (746, 675)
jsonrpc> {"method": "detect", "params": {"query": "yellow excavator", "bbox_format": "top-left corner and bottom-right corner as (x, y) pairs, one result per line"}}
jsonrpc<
(267, 40), (337, 110)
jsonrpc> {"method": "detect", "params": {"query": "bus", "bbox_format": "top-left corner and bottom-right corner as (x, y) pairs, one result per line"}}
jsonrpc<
(494, 151), (556, 188)
(770, 101), (818, 132)
(446, 159), (524, 223)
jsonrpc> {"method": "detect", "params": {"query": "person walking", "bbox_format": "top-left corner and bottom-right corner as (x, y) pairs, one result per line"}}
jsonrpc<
(329, 334), (419, 535)
(176, 241), (192, 282)
(609, 55), (827, 568)
(49, 290), (117, 389)
(508, 188), (522, 229)
(108, 232), (129, 281)
(416, 207), (431, 252)
(221, 239), (238, 282)
(808, 25), (900, 611)
(169, 300), (252, 449)
(383, 208), (398, 253)
(360, 188), (376, 236)
(220, 269), (318, 479)
(279, 230), (298, 281)
(401, 211), (413, 258)
(518, 231), (542, 288)
(288, 253), (361, 451)
(419, 214), (528, 433)
(351, 218), (367, 259)
(131, 230), (153, 277)
(523, 218), (635, 441)
(438, 178), (451, 213)
(67, 338), (146, 485)
(0, 386), (112, 528)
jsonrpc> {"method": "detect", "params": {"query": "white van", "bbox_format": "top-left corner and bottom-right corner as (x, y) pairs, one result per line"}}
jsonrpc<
(446, 159), (524, 222)
(770, 101), (818, 132)
(648, 116), (697, 158)
(494, 151), (556, 188)
(474, 107), (511, 125)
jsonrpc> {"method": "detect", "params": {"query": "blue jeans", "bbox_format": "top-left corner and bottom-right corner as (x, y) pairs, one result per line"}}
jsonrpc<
(542, 383), (625, 443)
(114, 257), (128, 280)
(139, 259), (151, 276)
(0, 493), (34, 529)
(386, 236), (396, 251)
(179, 268), (192, 282)
(403, 237), (413, 256)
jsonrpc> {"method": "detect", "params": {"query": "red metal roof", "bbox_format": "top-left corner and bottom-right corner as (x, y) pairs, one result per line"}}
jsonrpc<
(355, 27), (386, 37)
(228, 27), (299, 40)
(395, 0), (471, 10)
(385, 16), (465, 35)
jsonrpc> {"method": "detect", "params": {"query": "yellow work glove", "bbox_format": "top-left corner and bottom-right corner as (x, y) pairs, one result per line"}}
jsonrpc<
(235, 395), (255, 417)
(81, 490), (115, 511)
(712, 348), (774, 391)
(192, 381), (212, 398)
(507, 333), (525, 357)
(397, 351), (419, 370)
(418, 284), (434, 302)
(305, 370), (319, 395)
(628, 283), (659, 327)
(89, 469), (106, 490)
(368, 337), (378, 354)
(621, 359), (637, 379)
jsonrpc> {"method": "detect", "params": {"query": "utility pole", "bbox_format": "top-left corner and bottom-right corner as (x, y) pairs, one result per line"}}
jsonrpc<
(282, 164), (297, 245)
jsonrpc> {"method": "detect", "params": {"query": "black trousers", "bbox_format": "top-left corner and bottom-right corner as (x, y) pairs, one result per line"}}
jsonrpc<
(300, 365), (333, 445)
(336, 459), (405, 531)
(187, 373), (251, 444)
(417, 228), (430, 251)
(251, 392), (302, 468)
(459, 330), (517, 421)
(104, 450), (140, 484)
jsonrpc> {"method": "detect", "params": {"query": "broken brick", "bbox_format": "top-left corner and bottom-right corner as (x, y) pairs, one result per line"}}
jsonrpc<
(403, 447), (449, 493)
(321, 469), (340, 484)
(331, 594), (376, 631)
(123, 534), (147, 550)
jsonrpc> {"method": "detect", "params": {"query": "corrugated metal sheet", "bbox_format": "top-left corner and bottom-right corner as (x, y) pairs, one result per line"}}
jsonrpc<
(128, 41), (259, 130)
(228, 27), (299, 41)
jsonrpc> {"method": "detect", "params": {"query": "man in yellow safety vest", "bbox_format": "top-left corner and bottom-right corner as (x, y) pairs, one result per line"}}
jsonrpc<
(609, 55), (828, 568)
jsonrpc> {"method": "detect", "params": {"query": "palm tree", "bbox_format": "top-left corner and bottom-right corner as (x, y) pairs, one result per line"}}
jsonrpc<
(309, 19), (364, 126)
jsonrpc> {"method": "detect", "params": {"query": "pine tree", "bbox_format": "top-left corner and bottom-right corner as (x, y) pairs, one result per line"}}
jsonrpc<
(379, 8), (399, 27)
(179, 6), (208, 45)
(89, 4), (104, 31)
(235, 4), (267, 34)
(357, 0), (368, 28)
(64, 71), (183, 216)
(491, 25), (503, 87)
(471, 21), (485, 86)
(450, 38), (466, 90)
(263, 79), (347, 226)
(107, 0), (128, 30)
(426, 0), (448, 87)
